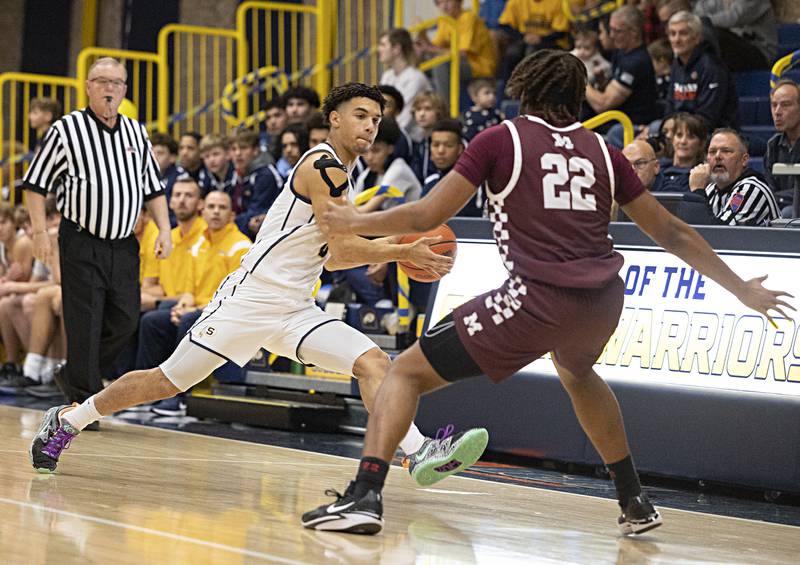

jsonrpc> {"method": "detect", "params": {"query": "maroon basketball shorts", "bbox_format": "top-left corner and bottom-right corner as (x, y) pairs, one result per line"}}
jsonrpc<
(420, 276), (624, 383)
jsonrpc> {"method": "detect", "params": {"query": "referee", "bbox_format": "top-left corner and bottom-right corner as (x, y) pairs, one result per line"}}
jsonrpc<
(23, 57), (172, 410)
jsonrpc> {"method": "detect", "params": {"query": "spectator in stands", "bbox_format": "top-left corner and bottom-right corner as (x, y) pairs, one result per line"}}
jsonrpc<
(585, 6), (659, 148)
(598, 15), (614, 56)
(689, 128), (780, 225)
(496, 0), (570, 100)
(177, 132), (203, 179)
(274, 123), (309, 180)
(228, 129), (283, 239)
(661, 113), (707, 191)
(765, 80), (800, 217)
(631, 0), (664, 44)
(198, 134), (233, 194)
(378, 84), (414, 163)
(355, 118), (421, 212)
(140, 178), (206, 314)
(409, 91), (448, 183)
(378, 28), (431, 129)
(693, 0), (777, 73)
(0, 203), (32, 282)
(623, 139), (663, 191)
(0, 203), (57, 392)
(20, 282), (65, 399)
(572, 28), (612, 90)
(665, 11), (738, 130)
(461, 78), (504, 141)
(28, 98), (62, 142)
(136, 191), (251, 416)
(283, 85), (321, 125)
(425, 118), (485, 217)
(417, 0), (497, 111)
(261, 97), (288, 156)
(150, 132), (178, 180)
(307, 112), (330, 148)
(647, 38), (672, 116)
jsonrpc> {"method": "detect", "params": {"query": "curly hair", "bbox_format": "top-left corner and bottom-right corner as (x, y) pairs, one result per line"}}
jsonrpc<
(506, 50), (587, 124)
(322, 83), (386, 122)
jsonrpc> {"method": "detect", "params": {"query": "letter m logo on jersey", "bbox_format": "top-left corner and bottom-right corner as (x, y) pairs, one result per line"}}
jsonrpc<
(551, 133), (574, 150)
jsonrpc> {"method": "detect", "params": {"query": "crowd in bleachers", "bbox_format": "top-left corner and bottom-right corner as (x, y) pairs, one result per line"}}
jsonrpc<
(2, 0), (799, 412)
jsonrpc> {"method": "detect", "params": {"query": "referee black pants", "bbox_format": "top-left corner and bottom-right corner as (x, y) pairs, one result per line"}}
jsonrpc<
(59, 219), (141, 403)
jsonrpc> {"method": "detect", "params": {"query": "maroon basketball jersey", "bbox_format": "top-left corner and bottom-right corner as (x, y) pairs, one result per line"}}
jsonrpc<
(455, 115), (645, 288)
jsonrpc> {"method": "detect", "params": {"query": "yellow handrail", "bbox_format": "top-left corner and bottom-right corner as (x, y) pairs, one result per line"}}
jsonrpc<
(410, 16), (460, 118)
(770, 49), (800, 89)
(583, 110), (634, 147)
(564, 0), (623, 23)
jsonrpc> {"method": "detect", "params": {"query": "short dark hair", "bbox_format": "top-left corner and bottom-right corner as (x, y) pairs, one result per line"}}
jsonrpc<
(150, 132), (178, 154)
(307, 111), (329, 131)
(29, 97), (62, 120)
(322, 82), (386, 122)
(506, 50), (587, 123)
(284, 86), (321, 109)
(231, 128), (260, 148)
(467, 78), (496, 99)
(180, 131), (202, 144)
(378, 84), (404, 114)
(772, 79), (800, 101)
(374, 117), (401, 146)
(263, 96), (287, 112)
(647, 38), (673, 62)
(432, 118), (463, 139)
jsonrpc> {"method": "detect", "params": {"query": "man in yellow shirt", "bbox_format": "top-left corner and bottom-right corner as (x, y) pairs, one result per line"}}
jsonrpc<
(418, 0), (497, 110)
(136, 191), (251, 415)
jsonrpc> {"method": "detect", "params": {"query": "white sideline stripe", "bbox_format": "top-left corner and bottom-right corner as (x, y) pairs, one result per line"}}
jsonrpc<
(0, 449), (351, 465)
(0, 497), (312, 564)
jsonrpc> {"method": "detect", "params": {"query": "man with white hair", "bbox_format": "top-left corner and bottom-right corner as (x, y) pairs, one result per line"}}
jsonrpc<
(665, 10), (737, 129)
(689, 129), (779, 226)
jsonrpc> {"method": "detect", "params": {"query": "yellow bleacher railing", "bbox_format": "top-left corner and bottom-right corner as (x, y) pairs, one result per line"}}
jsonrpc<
(564, 0), (623, 23)
(583, 110), (634, 147)
(410, 16), (460, 118)
(76, 47), (160, 126)
(157, 24), (239, 136)
(770, 49), (800, 89)
(0, 73), (79, 204)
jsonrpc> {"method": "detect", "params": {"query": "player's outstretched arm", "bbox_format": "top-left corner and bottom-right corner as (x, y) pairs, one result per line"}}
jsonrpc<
(298, 155), (453, 277)
(623, 191), (795, 323)
(319, 169), (477, 237)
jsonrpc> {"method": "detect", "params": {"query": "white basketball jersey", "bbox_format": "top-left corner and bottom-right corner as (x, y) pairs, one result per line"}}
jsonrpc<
(239, 142), (352, 299)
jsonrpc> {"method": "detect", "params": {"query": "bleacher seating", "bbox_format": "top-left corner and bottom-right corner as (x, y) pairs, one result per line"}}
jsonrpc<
(777, 23), (800, 59)
(749, 156), (764, 174)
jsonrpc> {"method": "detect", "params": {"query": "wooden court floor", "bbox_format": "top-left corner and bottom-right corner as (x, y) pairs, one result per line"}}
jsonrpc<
(1, 405), (797, 564)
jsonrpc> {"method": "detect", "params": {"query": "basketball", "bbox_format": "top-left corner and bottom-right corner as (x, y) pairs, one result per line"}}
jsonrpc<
(397, 224), (457, 282)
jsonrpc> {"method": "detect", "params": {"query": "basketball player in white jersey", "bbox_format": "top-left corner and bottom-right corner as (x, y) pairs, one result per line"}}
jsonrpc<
(30, 83), (490, 489)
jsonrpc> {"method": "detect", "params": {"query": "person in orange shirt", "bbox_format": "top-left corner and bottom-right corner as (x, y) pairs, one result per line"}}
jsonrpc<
(417, 0), (497, 111)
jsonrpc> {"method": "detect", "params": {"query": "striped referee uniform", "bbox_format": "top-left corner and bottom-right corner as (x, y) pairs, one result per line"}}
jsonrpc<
(23, 107), (165, 402)
(705, 170), (780, 226)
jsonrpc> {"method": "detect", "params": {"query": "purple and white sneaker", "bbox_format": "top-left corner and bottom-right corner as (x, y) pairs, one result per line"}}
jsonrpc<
(29, 405), (79, 473)
(403, 425), (489, 487)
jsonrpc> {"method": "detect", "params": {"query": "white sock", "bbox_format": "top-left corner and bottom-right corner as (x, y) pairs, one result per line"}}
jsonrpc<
(398, 422), (427, 455)
(22, 353), (46, 381)
(61, 396), (102, 431)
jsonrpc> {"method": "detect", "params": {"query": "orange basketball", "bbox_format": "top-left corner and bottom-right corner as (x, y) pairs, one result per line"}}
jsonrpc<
(397, 224), (457, 282)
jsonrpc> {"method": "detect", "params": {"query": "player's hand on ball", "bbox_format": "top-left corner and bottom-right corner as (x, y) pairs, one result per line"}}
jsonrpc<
(406, 236), (454, 279)
(736, 275), (795, 326)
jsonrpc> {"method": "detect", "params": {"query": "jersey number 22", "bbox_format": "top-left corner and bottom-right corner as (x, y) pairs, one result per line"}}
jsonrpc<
(540, 153), (597, 211)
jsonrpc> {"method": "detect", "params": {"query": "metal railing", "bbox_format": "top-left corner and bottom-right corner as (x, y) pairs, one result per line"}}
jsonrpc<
(583, 110), (634, 147)
(410, 16), (460, 117)
(771, 49), (800, 89)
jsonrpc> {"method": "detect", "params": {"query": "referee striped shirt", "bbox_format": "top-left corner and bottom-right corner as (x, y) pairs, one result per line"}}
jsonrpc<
(23, 107), (163, 239)
(705, 170), (780, 226)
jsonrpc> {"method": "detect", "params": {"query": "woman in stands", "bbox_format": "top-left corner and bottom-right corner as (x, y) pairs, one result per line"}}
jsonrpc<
(660, 113), (706, 192)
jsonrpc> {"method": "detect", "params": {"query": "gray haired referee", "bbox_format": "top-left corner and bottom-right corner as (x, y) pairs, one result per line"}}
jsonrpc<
(23, 57), (172, 412)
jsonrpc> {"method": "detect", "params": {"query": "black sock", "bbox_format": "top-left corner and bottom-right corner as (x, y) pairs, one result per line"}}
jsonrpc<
(353, 456), (389, 498)
(607, 454), (642, 508)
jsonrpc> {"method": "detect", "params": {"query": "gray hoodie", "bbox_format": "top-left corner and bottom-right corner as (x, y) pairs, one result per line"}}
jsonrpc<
(693, 0), (777, 63)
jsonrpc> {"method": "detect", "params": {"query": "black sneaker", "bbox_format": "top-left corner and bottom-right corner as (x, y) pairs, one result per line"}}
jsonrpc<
(301, 482), (384, 535)
(618, 494), (663, 535)
(26, 382), (66, 400)
(0, 373), (40, 395)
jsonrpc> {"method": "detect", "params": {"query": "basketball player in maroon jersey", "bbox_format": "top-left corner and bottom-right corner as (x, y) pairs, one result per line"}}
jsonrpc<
(301, 51), (794, 535)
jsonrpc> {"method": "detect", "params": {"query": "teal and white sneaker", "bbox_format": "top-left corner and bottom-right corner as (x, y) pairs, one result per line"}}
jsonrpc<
(403, 425), (489, 487)
(29, 404), (80, 473)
